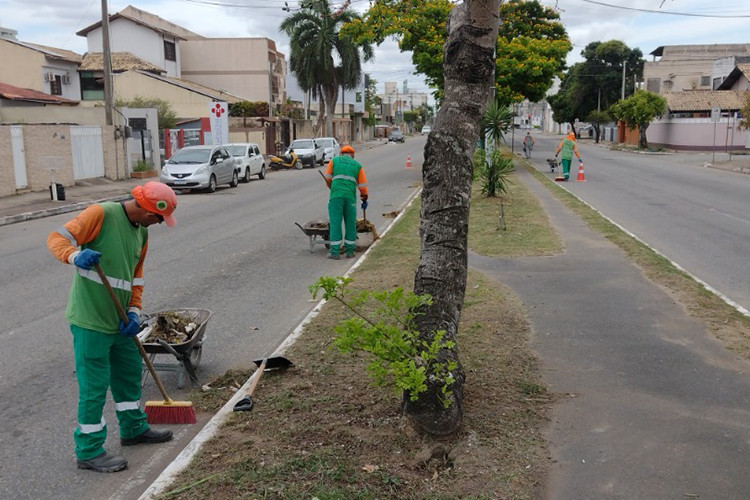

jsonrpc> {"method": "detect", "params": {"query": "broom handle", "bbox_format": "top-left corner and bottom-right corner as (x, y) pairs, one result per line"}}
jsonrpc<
(93, 264), (173, 403)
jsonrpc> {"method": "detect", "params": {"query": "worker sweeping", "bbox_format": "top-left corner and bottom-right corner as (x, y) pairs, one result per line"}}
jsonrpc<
(323, 145), (368, 260)
(47, 181), (177, 473)
(554, 131), (583, 181)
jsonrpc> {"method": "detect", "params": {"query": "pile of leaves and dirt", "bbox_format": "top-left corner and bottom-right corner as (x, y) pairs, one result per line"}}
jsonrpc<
(161, 177), (555, 499)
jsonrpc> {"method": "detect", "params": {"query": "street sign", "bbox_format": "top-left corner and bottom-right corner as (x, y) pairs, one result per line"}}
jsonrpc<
(711, 106), (721, 122)
(129, 117), (147, 131)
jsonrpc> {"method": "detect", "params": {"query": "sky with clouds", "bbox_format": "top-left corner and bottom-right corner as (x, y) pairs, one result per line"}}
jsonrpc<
(1, 0), (750, 97)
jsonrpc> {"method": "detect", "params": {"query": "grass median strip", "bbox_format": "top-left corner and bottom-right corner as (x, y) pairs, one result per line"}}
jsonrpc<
(163, 176), (555, 499)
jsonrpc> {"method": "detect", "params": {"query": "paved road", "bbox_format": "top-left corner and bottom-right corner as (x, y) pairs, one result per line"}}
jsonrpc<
(522, 134), (750, 314)
(0, 137), (424, 500)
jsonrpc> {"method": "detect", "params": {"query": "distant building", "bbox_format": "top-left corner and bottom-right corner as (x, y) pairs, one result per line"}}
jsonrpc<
(643, 43), (750, 93)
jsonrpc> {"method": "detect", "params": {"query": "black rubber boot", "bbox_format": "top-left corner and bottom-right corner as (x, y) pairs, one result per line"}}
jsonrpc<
(121, 428), (173, 446)
(77, 452), (128, 473)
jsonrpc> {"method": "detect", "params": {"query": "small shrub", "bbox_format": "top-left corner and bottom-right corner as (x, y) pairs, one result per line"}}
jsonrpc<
(479, 149), (515, 197)
(310, 276), (457, 407)
(133, 160), (154, 172)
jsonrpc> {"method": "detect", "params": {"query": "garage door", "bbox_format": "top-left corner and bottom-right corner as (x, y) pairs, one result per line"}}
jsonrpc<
(71, 126), (105, 179)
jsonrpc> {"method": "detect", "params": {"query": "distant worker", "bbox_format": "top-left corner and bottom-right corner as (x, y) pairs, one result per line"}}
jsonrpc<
(323, 145), (368, 260)
(555, 131), (582, 181)
(522, 131), (535, 159)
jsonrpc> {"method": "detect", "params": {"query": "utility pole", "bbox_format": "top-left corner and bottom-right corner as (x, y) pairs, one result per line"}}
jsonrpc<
(101, 0), (113, 126)
(621, 60), (627, 101)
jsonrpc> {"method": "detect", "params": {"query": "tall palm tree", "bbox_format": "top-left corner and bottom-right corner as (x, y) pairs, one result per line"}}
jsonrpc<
(280, 0), (373, 137)
(337, 37), (374, 131)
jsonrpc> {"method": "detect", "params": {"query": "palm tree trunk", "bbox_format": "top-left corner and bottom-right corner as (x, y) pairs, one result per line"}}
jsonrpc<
(404, 0), (501, 436)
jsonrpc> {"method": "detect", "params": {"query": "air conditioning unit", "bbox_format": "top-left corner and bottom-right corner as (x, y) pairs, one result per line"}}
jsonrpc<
(62, 74), (70, 84)
(44, 72), (55, 82)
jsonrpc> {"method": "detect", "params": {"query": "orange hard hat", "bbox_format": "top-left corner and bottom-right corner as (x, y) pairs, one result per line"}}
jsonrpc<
(340, 145), (355, 155)
(132, 181), (177, 227)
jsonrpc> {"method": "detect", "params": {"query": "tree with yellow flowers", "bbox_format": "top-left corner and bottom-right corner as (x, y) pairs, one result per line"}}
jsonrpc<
(343, 0), (570, 104)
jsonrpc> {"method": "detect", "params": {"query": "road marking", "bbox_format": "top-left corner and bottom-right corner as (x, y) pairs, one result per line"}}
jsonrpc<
(709, 208), (750, 226)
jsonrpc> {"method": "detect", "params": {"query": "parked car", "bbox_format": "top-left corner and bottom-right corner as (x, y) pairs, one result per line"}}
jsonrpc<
(286, 138), (324, 168)
(388, 129), (405, 143)
(226, 143), (266, 182)
(421, 125), (431, 135)
(160, 145), (238, 193)
(315, 137), (340, 163)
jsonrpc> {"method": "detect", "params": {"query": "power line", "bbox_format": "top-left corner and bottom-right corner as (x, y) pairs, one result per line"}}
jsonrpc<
(581, 0), (750, 18)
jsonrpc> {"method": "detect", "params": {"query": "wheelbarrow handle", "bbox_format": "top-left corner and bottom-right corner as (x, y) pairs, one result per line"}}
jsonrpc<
(93, 264), (174, 403)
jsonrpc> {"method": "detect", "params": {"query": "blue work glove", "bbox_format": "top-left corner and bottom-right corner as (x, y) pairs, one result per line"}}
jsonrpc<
(361, 200), (368, 211)
(73, 249), (101, 270)
(579, 158), (583, 163)
(118, 311), (141, 338)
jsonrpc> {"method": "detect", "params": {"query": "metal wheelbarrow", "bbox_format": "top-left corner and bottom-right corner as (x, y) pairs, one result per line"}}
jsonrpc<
(295, 219), (331, 253)
(546, 158), (558, 172)
(137, 308), (213, 389)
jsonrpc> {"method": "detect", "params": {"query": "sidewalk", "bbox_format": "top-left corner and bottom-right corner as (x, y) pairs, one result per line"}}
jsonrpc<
(0, 176), (142, 227)
(470, 166), (750, 498)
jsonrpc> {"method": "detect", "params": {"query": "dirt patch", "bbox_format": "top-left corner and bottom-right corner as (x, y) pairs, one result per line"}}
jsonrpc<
(162, 189), (552, 499)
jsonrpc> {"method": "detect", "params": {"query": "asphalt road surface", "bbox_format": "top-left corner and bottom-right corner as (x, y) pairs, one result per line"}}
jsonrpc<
(522, 133), (750, 314)
(0, 137), (424, 500)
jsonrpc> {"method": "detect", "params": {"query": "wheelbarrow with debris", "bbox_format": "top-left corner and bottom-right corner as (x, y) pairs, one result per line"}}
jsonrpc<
(137, 308), (213, 389)
(546, 158), (559, 172)
(295, 217), (379, 254)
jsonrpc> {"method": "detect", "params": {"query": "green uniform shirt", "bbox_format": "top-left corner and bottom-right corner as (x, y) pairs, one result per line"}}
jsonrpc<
(65, 202), (148, 333)
(560, 139), (576, 160)
(329, 156), (364, 201)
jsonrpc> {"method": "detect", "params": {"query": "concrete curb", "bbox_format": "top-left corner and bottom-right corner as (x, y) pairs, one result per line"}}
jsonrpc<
(0, 194), (132, 227)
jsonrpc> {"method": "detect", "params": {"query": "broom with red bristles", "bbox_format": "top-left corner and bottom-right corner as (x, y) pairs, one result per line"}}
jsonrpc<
(94, 264), (197, 425)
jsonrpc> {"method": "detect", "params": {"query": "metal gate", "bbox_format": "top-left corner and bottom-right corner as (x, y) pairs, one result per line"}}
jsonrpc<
(10, 126), (28, 189)
(70, 126), (105, 179)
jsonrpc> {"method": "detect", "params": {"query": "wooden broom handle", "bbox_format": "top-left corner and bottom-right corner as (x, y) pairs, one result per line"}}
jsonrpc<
(93, 264), (173, 403)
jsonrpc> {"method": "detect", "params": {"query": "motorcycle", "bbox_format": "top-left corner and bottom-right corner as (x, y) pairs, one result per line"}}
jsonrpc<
(269, 149), (303, 170)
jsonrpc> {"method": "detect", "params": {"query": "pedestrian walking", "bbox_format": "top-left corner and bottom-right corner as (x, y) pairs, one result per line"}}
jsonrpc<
(46, 181), (178, 473)
(323, 145), (368, 260)
(522, 131), (535, 159)
(555, 131), (582, 181)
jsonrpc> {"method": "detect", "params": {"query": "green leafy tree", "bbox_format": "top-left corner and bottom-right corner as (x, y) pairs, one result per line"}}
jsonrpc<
(550, 40), (644, 133)
(229, 101), (270, 125)
(494, 0), (570, 105)
(609, 90), (667, 149)
(344, 0), (569, 104)
(281, 0), (373, 137)
(739, 93), (750, 130)
(115, 96), (176, 129)
(585, 109), (612, 143)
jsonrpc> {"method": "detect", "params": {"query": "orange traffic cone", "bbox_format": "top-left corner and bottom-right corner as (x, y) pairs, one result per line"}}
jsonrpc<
(576, 161), (586, 182)
(406, 155), (412, 169)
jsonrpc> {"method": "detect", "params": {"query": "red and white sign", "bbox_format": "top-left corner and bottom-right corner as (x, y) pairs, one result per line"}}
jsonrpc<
(208, 101), (229, 145)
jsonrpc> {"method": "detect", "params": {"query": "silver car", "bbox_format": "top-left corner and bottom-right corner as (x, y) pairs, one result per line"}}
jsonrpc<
(226, 143), (266, 182)
(287, 138), (324, 168)
(160, 145), (239, 193)
(315, 137), (340, 163)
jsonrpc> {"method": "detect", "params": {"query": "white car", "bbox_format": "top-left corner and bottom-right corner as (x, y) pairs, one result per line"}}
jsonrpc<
(315, 137), (340, 163)
(287, 138), (325, 168)
(160, 145), (238, 193)
(421, 125), (431, 135)
(226, 143), (266, 182)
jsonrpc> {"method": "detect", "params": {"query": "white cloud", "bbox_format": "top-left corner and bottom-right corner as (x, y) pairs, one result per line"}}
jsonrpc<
(2, 0), (748, 96)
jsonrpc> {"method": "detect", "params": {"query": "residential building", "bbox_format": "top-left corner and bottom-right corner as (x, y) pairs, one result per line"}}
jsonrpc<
(378, 81), (428, 123)
(180, 38), (286, 114)
(0, 38), (82, 102)
(643, 44), (750, 94)
(76, 5), (286, 110)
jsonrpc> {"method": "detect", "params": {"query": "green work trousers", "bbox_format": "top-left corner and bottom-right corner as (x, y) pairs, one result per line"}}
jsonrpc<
(561, 158), (572, 179)
(328, 197), (357, 256)
(71, 324), (149, 460)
